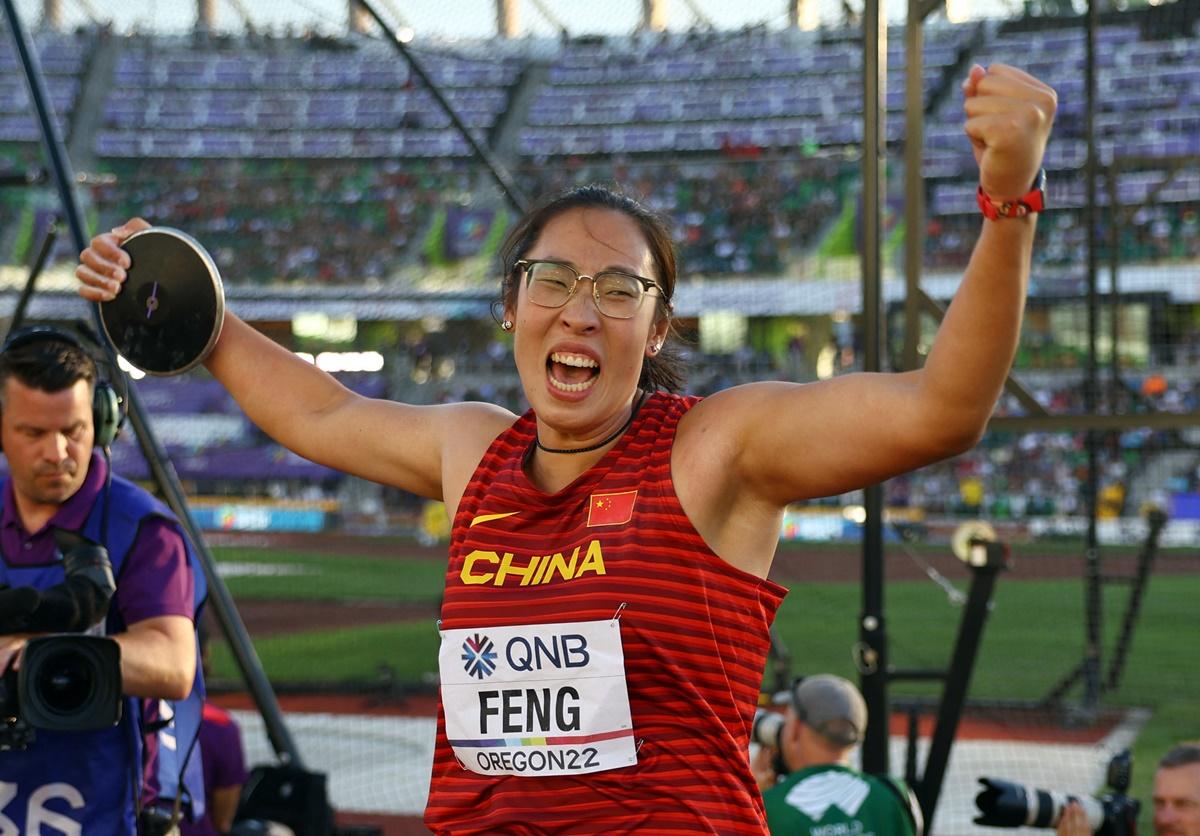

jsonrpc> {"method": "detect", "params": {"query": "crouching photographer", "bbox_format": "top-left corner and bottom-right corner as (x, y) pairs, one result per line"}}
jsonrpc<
(975, 749), (1138, 836)
(0, 327), (202, 834)
(751, 674), (923, 835)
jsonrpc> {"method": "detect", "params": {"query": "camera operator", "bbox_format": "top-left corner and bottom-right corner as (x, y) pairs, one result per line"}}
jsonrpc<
(0, 330), (198, 834)
(753, 674), (923, 835)
(1057, 743), (1200, 836)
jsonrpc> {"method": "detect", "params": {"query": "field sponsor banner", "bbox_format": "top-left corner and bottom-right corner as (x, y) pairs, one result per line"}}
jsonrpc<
(191, 504), (327, 533)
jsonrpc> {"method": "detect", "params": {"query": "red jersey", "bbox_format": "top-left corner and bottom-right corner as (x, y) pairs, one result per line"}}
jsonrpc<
(426, 391), (787, 834)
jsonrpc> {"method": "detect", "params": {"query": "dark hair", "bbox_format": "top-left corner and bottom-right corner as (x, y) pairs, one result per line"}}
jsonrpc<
(0, 335), (98, 408)
(498, 184), (685, 393)
(1159, 743), (1200, 770)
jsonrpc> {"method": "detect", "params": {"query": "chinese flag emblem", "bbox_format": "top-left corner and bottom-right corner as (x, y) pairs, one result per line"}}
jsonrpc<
(587, 490), (638, 527)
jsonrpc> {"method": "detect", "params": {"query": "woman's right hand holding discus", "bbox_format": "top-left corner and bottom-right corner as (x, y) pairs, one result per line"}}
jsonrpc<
(76, 217), (151, 303)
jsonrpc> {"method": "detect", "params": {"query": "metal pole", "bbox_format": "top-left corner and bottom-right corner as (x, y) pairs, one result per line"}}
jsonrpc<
(860, 0), (889, 776)
(10, 217), (59, 332)
(1082, 0), (1103, 718)
(902, 0), (945, 371)
(354, 0), (531, 215)
(1, 0), (304, 767)
(915, 543), (1008, 825)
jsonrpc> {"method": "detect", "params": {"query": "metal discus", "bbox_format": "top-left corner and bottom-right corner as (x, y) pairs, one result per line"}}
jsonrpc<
(99, 227), (225, 376)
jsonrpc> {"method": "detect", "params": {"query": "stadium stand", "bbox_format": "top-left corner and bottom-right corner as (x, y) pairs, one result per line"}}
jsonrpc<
(2, 13), (1198, 524)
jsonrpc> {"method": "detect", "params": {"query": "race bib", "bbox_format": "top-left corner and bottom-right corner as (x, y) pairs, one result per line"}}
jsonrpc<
(438, 619), (637, 777)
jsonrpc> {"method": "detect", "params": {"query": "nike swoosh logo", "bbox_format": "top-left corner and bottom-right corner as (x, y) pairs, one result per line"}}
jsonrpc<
(470, 511), (520, 527)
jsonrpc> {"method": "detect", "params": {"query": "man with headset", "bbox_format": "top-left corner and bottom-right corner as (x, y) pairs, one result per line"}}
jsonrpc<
(0, 326), (200, 834)
(753, 674), (923, 835)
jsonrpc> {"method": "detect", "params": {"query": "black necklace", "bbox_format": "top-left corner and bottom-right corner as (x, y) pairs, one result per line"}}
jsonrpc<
(535, 391), (648, 455)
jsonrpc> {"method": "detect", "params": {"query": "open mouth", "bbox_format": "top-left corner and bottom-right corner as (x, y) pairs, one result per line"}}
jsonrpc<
(548, 351), (599, 393)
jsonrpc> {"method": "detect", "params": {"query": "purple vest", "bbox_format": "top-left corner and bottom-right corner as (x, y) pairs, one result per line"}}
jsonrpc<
(0, 474), (207, 833)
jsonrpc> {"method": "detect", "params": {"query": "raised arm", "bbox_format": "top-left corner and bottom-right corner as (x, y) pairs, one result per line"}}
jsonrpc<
(77, 219), (515, 503)
(689, 64), (1056, 508)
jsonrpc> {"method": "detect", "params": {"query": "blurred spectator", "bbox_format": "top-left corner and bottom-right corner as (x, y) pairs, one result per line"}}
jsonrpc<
(181, 624), (249, 836)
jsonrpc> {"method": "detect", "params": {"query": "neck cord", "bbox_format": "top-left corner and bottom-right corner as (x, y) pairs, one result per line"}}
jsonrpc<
(535, 390), (648, 455)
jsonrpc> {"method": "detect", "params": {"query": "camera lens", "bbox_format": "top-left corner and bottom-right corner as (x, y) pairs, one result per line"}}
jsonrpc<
(36, 650), (95, 715)
(751, 709), (785, 749)
(975, 778), (1107, 829)
(18, 635), (122, 732)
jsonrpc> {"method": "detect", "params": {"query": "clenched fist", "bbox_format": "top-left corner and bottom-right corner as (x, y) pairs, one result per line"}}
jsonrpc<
(963, 63), (1057, 202)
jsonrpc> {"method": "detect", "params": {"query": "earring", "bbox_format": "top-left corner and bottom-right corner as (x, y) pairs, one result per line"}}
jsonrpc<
(649, 342), (662, 355)
(501, 320), (513, 331)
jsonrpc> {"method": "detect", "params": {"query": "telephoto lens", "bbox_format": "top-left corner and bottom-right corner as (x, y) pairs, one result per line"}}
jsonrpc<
(751, 709), (786, 750)
(974, 778), (1105, 829)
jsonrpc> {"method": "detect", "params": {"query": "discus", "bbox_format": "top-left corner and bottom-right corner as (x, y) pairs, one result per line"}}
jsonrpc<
(99, 227), (225, 376)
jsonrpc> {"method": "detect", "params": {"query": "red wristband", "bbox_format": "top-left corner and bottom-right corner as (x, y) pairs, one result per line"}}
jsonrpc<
(977, 168), (1047, 220)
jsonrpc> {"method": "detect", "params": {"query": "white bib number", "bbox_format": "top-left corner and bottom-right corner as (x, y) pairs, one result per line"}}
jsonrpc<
(439, 619), (637, 777)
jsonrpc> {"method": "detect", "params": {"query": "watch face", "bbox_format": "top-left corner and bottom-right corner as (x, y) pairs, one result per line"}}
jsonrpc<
(99, 228), (225, 376)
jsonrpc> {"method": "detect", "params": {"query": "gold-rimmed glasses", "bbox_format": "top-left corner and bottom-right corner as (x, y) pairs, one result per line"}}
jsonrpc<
(516, 259), (662, 320)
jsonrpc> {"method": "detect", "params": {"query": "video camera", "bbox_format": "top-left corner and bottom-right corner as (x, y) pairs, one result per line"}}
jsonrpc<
(975, 749), (1139, 835)
(0, 528), (123, 750)
(0, 634), (123, 750)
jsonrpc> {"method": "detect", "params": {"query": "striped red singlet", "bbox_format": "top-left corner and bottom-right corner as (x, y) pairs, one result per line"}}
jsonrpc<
(425, 391), (786, 834)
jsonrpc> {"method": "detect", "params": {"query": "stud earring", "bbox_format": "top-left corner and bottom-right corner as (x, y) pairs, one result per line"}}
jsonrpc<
(501, 320), (513, 331)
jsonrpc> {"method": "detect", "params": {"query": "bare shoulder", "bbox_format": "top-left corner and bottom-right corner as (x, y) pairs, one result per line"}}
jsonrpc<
(436, 400), (521, 512)
(435, 400), (519, 459)
(677, 380), (815, 449)
(673, 382), (810, 576)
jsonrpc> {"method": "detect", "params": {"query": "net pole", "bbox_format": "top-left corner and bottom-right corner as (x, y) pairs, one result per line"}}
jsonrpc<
(859, 0), (889, 776)
(1082, 0), (1103, 718)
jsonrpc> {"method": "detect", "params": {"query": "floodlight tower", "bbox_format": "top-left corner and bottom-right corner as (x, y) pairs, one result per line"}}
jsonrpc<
(197, 0), (215, 30)
(351, 0), (372, 33)
(641, 0), (667, 31)
(789, 0), (819, 29)
(42, 0), (60, 28)
(497, 0), (519, 38)
(944, 0), (971, 22)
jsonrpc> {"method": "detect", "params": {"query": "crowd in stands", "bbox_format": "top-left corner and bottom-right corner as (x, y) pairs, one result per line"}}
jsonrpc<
(30, 330), (1179, 526)
(91, 157), (477, 283)
(519, 157), (849, 275)
(3, 15), (1199, 528)
(925, 200), (1200, 270)
(4, 17), (1200, 280)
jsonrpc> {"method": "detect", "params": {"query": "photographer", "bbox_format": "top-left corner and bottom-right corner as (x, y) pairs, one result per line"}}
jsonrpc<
(1057, 743), (1200, 836)
(0, 329), (198, 834)
(754, 675), (922, 836)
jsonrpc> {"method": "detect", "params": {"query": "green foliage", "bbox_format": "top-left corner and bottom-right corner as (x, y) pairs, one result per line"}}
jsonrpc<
(479, 207), (510, 263)
(816, 197), (858, 259)
(422, 208), (448, 267)
(11, 208), (33, 264)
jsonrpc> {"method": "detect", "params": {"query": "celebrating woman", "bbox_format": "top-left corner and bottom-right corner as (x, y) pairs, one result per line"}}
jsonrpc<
(78, 63), (1055, 835)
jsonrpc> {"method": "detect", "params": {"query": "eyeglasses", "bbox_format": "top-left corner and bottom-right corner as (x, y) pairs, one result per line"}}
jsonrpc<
(516, 259), (663, 320)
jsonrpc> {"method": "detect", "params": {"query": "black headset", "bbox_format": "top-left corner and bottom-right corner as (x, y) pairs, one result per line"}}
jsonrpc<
(0, 325), (125, 449)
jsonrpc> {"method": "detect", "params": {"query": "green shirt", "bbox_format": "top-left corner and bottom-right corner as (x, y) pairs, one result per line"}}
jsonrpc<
(762, 763), (920, 836)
